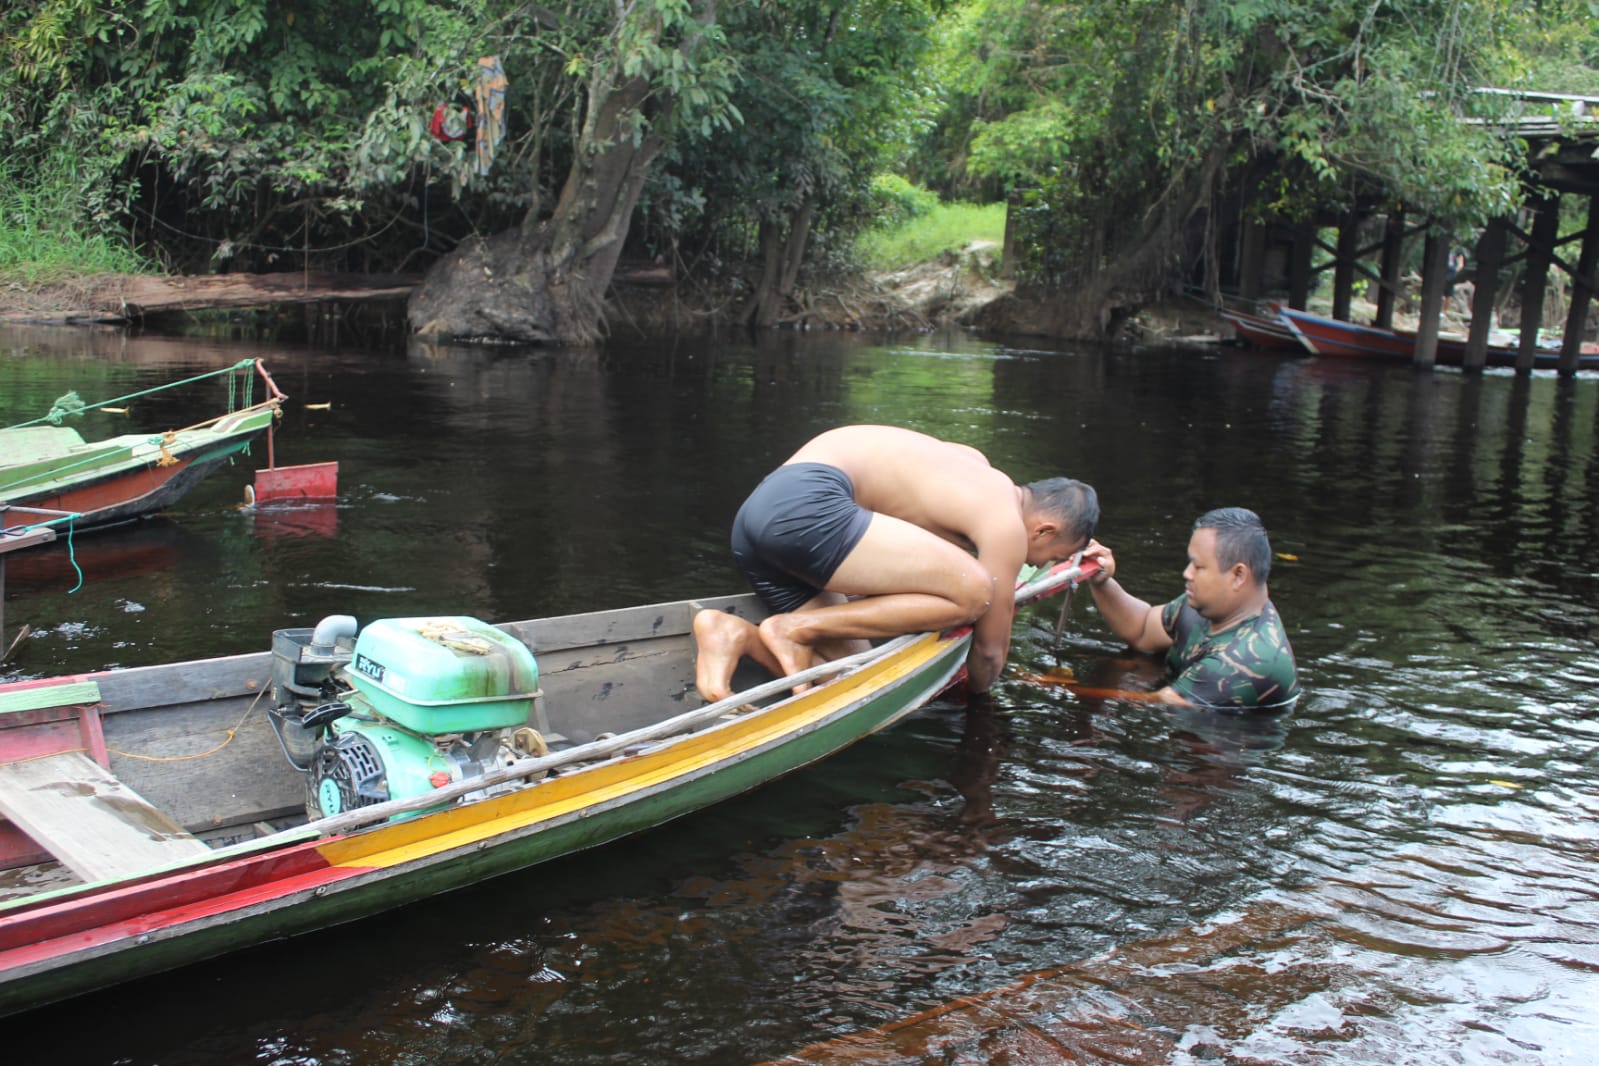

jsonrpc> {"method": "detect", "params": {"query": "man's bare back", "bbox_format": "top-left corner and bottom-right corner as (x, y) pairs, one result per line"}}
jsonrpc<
(786, 426), (1016, 552)
(694, 425), (1098, 701)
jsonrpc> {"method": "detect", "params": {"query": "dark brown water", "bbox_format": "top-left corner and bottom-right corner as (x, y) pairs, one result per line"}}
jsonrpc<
(2, 323), (1597, 1064)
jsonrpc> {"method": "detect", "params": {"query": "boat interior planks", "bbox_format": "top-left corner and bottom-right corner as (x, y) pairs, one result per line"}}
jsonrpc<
(0, 753), (209, 882)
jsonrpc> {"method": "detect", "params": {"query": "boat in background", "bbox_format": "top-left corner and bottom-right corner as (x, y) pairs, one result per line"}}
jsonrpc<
(1278, 307), (1599, 370)
(0, 560), (1097, 1017)
(1218, 305), (1304, 352)
(0, 359), (285, 549)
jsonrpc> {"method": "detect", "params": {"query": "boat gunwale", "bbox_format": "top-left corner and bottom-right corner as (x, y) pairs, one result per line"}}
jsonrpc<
(0, 593), (950, 909)
(0, 627), (970, 998)
(0, 401), (280, 506)
(1278, 306), (1599, 369)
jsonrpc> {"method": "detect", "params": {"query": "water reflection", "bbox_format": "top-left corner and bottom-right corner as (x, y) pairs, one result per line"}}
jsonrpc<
(1, 326), (1597, 1064)
(949, 697), (1006, 829)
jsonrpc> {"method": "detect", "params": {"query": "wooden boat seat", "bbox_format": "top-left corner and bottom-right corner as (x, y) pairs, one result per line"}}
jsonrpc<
(0, 426), (89, 464)
(0, 752), (210, 883)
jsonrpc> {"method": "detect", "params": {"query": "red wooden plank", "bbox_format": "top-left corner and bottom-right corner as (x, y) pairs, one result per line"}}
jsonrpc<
(0, 823), (50, 867)
(76, 705), (108, 768)
(0, 719), (91, 763)
(253, 461), (338, 501)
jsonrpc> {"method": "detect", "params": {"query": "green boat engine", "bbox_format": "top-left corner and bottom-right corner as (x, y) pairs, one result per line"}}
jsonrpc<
(271, 616), (541, 822)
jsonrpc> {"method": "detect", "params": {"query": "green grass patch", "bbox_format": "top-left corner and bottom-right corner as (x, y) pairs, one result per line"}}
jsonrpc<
(0, 163), (155, 286)
(855, 200), (1006, 271)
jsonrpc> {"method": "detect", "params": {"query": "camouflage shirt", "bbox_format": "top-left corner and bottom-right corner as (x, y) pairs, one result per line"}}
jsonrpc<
(1160, 595), (1300, 710)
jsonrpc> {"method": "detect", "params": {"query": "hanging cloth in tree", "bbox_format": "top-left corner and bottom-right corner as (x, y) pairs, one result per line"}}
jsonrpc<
(474, 56), (508, 177)
(429, 103), (474, 143)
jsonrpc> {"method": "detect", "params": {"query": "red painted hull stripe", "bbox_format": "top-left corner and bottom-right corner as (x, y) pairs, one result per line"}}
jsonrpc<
(0, 843), (378, 970)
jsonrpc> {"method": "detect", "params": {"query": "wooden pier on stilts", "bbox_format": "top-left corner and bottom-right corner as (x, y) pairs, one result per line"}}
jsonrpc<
(1213, 90), (1599, 376)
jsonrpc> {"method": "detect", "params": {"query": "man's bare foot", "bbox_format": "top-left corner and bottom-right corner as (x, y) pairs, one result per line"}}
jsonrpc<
(693, 609), (754, 702)
(757, 613), (820, 691)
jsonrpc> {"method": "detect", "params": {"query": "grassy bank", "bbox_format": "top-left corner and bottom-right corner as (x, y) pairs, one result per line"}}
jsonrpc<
(855, 200), (1005, 271)
(0, 162), (154, 286)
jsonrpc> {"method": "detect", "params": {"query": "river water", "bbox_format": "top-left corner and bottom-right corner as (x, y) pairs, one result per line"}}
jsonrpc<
(1, 322), (1596, 1064)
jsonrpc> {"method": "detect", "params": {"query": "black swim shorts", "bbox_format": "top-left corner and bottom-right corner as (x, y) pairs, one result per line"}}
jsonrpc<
(731, 462), (873, 614)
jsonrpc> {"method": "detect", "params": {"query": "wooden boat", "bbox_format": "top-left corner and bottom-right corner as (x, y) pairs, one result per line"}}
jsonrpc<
(1218, 306), (1304, 352)
(0, 560), (1095, 1017)
(1277, 307), (1599, 369)
(0, 359), (285, 548)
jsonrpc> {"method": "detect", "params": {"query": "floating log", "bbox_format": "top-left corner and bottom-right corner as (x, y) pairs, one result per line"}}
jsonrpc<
(0, 271), (422, 325)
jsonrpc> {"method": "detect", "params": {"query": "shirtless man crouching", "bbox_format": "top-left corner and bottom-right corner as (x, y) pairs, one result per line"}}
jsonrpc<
(693, 424), (1099, 701)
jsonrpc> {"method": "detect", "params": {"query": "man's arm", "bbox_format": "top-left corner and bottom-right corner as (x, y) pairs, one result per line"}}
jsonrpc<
(966, 577), (1012, 692)
(1081, 540), (1172, 654)
(965, 495), (1028, 692)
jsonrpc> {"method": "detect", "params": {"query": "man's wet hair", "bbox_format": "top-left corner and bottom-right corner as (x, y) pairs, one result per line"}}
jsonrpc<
(1195, 507), (1271, 585)
(1026, 478), (1099, 546)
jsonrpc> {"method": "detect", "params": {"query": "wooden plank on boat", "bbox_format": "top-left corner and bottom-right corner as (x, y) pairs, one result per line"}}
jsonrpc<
(0, 681), (102, 717)
(93, 652), (273, 712)
(0, 752), (209, 882)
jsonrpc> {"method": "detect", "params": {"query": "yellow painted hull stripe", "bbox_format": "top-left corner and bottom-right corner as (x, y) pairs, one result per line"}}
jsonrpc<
(315, 632), (963, 870)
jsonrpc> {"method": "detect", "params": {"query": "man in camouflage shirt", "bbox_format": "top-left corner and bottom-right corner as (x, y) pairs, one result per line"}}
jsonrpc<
(1081, 508), (1299, 710)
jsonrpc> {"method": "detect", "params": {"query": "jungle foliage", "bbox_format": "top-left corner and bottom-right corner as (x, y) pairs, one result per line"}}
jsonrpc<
(918, 0), (1579, 296)
(2, 1), (1596, 338)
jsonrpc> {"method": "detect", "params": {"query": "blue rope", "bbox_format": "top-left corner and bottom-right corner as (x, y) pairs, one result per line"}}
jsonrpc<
(2, 513), (85, 592)
(62, 517), (82, 593)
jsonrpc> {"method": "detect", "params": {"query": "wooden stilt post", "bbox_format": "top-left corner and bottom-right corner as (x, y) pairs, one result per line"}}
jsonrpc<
(1239, 216), (1265, 302)
(1559, 193), (1599, 377)
(1518, 190), (1562, 375)
(1332, 210), (1358, 321)
(999, 190), (1019, 280)
(1464, 218), (1508, 372)
(1415, 231), (1449, 369)
(1288, 221), (1315, 310)
(1376, 209), (1405, 328)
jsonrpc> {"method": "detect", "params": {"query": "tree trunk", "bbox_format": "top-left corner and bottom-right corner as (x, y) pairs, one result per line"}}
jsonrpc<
(408, 71), (669, 346)
(739, 194), (816, 329)
(974, 143), (1231, 340)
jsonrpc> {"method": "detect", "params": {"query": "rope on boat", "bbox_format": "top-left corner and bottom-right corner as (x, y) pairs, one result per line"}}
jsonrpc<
(108, 684), (270, 761)
(3, 359), (260, 433)
(0, 511), (84, 592)
(9, 683), (269, 768)
(61, 514), (81, 593)
(0, 359), (280, 511)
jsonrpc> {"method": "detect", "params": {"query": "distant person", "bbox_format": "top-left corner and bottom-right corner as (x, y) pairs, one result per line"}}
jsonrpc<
(693, 425), (1099, 701)
(1081, 507), (1299, 710)
(1444, 247), (1468, 293)
(1444, 246), (1473, 316)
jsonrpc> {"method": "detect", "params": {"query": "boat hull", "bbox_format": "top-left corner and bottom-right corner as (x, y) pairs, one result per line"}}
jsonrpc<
(1, 406), (276, 539)
(1219, 308), (1303, 352)
(0, 606), (971, 1016)
(1278, 307), (1598, 370)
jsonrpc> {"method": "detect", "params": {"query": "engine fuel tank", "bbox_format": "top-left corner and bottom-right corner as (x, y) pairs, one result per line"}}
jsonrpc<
(344, 616), (539, 733)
